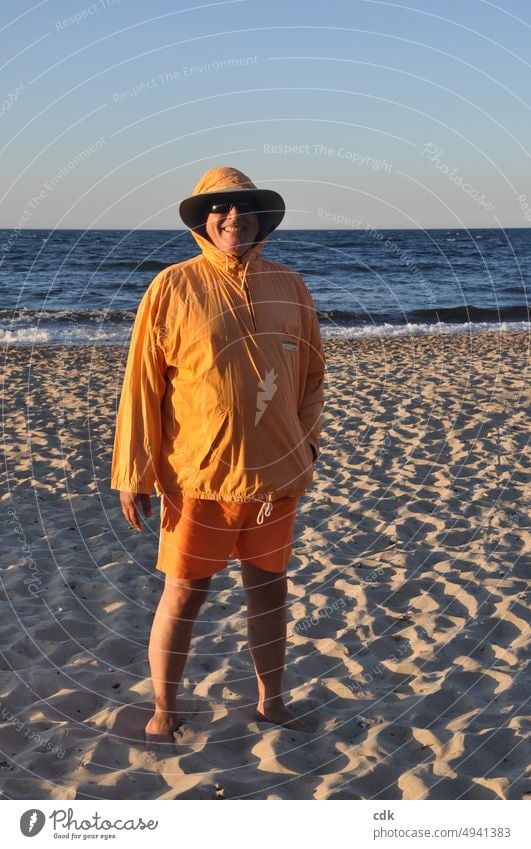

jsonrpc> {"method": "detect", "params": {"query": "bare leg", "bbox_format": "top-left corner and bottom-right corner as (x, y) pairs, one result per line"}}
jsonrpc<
(241, 561), (304, 730)
(145, 574), (211, 740)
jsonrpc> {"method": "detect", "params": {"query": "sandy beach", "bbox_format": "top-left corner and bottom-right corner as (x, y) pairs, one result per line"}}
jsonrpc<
(1, 330), (529, 800)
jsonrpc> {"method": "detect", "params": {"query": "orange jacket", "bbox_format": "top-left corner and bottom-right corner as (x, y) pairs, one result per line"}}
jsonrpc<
(110, 178), (325, 502)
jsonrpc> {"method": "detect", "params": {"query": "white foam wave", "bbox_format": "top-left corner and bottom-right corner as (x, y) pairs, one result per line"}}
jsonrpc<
(0, 323), (128, 347)
(1, 320), (529, 347)
(320, 320), (530, 339)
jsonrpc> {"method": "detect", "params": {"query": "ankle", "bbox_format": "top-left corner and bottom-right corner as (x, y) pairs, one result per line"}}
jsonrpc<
(153, 706), (179, 719)
(258, 695), (284, 711)
(146, 709), (180, 729)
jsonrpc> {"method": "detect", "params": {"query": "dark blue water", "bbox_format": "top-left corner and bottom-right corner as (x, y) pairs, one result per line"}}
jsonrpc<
(0, 228), (529, 345)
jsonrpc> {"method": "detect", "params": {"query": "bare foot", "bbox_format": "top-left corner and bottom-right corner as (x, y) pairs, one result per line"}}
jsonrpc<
(144, 711), (182, 745)
(255, 702), (307, 732)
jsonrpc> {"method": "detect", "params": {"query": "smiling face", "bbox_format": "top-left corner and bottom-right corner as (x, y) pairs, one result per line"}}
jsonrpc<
(205, 201), (260, 257)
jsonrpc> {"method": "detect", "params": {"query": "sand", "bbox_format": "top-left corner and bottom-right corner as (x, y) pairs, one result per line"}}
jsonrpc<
(0, 330), (529, 800)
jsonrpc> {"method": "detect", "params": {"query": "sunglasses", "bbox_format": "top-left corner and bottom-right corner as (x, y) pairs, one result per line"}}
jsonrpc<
(208, 200), (257, 215)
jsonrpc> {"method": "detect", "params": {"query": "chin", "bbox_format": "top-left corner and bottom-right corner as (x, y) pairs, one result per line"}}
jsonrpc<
(223, 240), (246, 252)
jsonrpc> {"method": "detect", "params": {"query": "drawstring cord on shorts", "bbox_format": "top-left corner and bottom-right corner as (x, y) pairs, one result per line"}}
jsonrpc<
(256, 500), (273, 525)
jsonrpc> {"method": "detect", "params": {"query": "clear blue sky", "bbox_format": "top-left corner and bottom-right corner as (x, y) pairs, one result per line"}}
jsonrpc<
(1, 0), (530, 229)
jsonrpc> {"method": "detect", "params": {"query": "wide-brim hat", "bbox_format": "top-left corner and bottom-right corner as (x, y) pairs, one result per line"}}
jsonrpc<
(179, 166), (285, 240)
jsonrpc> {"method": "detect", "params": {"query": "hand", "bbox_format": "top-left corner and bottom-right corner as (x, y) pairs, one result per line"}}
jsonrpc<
(119, 491), (152, 531)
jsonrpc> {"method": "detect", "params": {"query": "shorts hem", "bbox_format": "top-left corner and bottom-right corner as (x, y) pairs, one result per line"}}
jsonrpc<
(155, 561), (227, 580)
(156, 552), (291, 579)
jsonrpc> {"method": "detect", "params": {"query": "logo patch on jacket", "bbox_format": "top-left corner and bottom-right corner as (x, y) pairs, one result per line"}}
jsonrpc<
(282, 340), (298, 351)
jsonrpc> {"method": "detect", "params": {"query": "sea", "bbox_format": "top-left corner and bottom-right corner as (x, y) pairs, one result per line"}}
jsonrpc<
(0, 228), (529, 346)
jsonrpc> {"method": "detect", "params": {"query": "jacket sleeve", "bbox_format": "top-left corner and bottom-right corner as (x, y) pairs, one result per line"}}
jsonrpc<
(298, 284), (325, 462)
(110, 276), (168, 494)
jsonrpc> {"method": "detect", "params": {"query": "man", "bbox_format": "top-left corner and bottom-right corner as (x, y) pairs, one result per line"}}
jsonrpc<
(111, 166), (325, 740)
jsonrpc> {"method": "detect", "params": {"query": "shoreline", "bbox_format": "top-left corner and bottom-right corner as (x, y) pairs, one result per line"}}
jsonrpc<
(2, 321), (530, 348)
(3, 326), (531, 364)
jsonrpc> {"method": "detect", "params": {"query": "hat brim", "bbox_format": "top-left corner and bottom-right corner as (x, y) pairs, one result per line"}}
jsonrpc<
(179, 187), (285, 239)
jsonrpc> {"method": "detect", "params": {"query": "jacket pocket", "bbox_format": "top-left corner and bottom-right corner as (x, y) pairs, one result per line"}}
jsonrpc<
(306, 438), (318, 464)
(289, 414), (314, 472)
(196, 406), (230, 470)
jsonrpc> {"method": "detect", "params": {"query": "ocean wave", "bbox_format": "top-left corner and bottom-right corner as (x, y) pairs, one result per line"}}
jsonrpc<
(0, 323), (129, 346)
(410, 304), (530, 322)
(0, 307), (136, 323)
(319, 304), (530, 324)
(1, 319), (529, 347)
(320, 321), (530, 339)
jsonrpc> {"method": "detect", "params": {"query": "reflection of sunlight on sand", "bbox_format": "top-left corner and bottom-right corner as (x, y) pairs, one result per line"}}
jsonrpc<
(1, 332), (529, 799)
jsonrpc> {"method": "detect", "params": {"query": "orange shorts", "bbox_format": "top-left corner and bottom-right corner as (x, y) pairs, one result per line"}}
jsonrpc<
(155, 493), (299, 580)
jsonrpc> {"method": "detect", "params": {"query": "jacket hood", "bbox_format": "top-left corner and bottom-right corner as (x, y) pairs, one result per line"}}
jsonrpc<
(179, 166), (285, 264)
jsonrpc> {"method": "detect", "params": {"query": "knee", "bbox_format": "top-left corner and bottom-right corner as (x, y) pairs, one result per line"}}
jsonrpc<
(248, 574), (287, 613)
(162, 580), (210, 618)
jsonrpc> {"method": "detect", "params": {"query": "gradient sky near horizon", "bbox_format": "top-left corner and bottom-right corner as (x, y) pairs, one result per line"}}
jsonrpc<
(1, 0), (530, 230)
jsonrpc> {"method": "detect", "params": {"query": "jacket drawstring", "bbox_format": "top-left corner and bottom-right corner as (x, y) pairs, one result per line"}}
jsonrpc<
(240, 257), (251, 290)
(256, 500), (273, 525)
